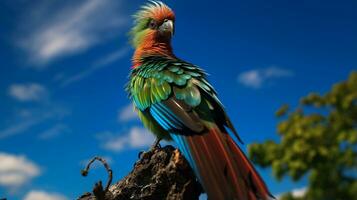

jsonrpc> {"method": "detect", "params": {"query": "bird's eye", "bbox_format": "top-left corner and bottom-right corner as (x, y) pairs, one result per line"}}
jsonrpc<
(148, 20), (157, 29)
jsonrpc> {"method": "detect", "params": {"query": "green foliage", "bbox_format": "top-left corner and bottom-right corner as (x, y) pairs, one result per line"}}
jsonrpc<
(249, 72), (357, 200)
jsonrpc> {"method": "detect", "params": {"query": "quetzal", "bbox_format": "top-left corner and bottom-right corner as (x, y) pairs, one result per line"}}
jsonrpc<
(126, 1), (272, 199)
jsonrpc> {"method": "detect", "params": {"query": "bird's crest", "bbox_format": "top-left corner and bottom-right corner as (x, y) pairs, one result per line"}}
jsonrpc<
(129, 1), (175, 47)
(133, 1), (174, 23)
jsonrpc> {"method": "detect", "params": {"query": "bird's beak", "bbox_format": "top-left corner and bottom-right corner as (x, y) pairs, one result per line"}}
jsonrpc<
(159, 19), (174, 37)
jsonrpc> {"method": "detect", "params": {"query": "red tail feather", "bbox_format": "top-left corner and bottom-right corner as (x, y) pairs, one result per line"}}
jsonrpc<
(184, 127), (271, 200)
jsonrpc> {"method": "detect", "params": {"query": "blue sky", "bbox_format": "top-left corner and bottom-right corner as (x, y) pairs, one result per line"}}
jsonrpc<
(0, 0), (356, 199)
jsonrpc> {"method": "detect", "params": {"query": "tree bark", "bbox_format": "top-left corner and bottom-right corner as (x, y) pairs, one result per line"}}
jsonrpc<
(77, 145), (203, 200)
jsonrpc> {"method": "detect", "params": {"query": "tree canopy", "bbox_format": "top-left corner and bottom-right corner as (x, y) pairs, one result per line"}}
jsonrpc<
(249, 72), (357, 200)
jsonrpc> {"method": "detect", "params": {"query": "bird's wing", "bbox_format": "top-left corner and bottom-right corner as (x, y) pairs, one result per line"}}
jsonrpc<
(126, 56), (242, 142)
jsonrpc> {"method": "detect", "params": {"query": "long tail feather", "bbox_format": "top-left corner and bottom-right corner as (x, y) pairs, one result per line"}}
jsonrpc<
(171, 127), (272, 200)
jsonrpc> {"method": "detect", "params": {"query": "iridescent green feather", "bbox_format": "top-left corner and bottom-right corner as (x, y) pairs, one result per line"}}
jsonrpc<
(126, 56), (214, 111)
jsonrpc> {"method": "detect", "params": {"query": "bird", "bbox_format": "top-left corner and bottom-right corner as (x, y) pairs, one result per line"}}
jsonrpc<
(126, 1), (272, 199)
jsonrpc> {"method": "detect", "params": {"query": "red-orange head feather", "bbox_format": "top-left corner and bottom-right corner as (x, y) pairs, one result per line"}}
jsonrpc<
(130, 1), (176, 66)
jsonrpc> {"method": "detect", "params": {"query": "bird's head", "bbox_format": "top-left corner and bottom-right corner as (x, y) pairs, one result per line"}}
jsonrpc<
(129, 1), (175, 49)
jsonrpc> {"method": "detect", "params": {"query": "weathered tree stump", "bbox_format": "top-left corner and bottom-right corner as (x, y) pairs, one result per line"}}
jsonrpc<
(78, 145), (203, 200)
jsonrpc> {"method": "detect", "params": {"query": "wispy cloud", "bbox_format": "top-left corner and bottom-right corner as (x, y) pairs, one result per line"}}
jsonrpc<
(23, 190), (68, 200)
(0, 116), (49, 139)
(17, 0), (128, 66)
(118, 104), (138, 122)
(8, 83), (48, 102)
(238, 67), (293, 89)
(0, 152), (40, 190)
(59, 47), (129, 86)
(93, 47), (129, 68)
(0, 106), (70, 139)
(276, 187), (307, 199)
(97, 127), (155, 152)
(38, 124), (71, 140)
(2, 82), (70, 139)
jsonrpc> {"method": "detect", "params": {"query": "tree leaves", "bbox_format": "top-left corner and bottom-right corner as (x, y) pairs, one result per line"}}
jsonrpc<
(248, 71), (357, 200)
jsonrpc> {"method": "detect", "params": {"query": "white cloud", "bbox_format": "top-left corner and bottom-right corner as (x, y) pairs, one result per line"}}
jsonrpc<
(0, 152), (40, 189)
(264, 67), (293, 77)
(60, 47), (129, 86)
(238, 70), (262, 88)
(238, 67), (293, 89)
(98, 127), (155, 152)
(38, 124), (71, 140)
(118, 104), (138, 122)
(8, 83), (47, 102)
(276, 187), (307, 199)
(18, 0), (128, 66)
(23, 190), (68, 200)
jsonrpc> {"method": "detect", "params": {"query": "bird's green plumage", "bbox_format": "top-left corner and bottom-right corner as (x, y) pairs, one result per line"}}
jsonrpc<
(126, 56), (214, 111)
(126, 56), (229, 140)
